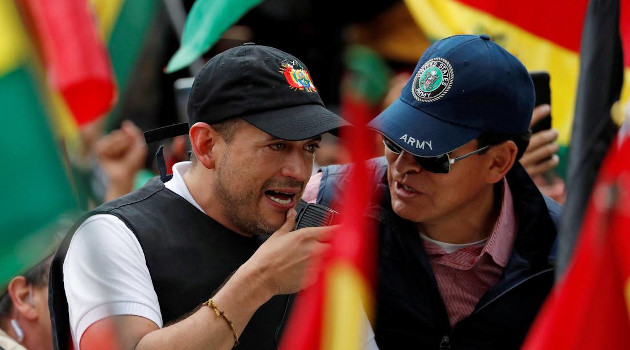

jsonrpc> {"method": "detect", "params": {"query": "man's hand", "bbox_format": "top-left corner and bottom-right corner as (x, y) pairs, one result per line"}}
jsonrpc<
(520, 104), (559, 177)
(95, 120), (148, 201)
(241, 209), (332, 296)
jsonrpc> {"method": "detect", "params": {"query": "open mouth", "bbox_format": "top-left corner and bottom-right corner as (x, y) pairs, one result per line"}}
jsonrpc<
(397, 181), (417, 194)
(265, 190), (296, 205)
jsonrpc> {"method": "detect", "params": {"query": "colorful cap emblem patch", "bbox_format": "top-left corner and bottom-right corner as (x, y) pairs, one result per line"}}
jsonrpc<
(280, 60), (317, 92)
(412, 57), (454, 103)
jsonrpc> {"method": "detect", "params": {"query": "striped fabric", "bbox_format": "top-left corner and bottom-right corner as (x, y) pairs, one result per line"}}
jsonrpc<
(421, 179), (517, 326)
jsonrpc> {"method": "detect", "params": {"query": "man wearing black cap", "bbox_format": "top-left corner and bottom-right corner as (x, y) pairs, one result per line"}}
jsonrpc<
(49, 44), (375, 350)
(308, 35), (561, 348)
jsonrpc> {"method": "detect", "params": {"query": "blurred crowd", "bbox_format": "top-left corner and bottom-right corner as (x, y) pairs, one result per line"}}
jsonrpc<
(0, 1), (576, 348)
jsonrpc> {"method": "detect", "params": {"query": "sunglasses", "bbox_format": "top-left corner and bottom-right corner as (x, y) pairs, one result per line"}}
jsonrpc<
(382, 137), (490, 174)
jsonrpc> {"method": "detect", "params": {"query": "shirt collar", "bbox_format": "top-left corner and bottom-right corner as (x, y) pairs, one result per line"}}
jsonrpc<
(164, 161), (205, 214)
(421, 178), (517, 269)
(481, 178), (517, 267)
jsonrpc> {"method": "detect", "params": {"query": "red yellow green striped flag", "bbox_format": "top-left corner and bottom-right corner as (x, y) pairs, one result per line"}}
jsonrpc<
(44, 0), (158, 140)
(403, 0), (630, 174)
(23, 0), (116, 126)
(0, 0), (78, 286)
(15, 0), (155, 144)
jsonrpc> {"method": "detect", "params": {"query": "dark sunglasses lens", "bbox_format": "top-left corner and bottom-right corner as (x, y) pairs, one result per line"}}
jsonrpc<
(383, 138), (402, 153)
(384, 137), (450, 174)
(416, 156), (450, 174)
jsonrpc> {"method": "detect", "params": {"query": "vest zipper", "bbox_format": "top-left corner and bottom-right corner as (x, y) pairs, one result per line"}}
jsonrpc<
(471, 267), (554, 316)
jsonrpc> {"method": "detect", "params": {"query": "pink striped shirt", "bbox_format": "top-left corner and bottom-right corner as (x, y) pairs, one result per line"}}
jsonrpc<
(422, 179), (516, 326)
(302, 173), (517, 327)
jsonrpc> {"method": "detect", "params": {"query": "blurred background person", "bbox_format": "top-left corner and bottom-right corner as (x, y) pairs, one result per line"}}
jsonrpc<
(0, 256), (53, 350)
(520, 104), (566, 204)
(93, 120), (149, 202)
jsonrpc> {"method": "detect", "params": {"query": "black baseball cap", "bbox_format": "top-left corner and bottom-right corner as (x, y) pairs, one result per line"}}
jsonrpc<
(145, 43), (348, 143)
(368, 34), (534, 157)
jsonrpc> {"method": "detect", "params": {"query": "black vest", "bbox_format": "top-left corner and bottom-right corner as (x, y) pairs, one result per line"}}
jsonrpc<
(49, 177), (292, 350)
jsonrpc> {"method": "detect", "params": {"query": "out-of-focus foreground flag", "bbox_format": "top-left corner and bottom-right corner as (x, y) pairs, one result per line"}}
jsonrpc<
(522, 1), (630, 346)
(522, 136), (630, 349)
(22, 0), (116, 126)
(557, 0), (629, 275)
(279, 106), (378, 348)
(0, 0), (78, 286)
(403, 0), (630, 175)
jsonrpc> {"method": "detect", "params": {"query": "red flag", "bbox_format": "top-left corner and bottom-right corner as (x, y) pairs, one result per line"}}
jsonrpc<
(622, 0), (630, 67)
(522, 137), (630, 348)
(280, 96), (378, 349)
(23, 0), (116, 126)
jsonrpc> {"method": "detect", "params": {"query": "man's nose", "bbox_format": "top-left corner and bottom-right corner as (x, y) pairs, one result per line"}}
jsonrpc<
(280, 151), (311, 182)
(393, 150), (422, 174)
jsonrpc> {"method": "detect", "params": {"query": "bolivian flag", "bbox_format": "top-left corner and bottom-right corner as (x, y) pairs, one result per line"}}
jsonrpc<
(0, 0), (157, 285)
(9, 0), (157, 143)
(0, 0), (78, 286)
(21, 0), (116, 127)
(403, 0), (630, 168)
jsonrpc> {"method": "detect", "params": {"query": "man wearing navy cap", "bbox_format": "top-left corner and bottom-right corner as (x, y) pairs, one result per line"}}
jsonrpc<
(308, 35), (561, 348)
(49, 44), (377, 350)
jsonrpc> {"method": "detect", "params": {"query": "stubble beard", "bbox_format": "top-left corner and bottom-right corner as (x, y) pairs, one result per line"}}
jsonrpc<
(214, 149), (305, 236)
(215, 169), (278, 236)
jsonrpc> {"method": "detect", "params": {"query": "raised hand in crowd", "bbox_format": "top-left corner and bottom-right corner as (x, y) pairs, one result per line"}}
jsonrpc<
(520, 104), (559, 177)
(520, 104), (565, 203)
(95, 120), (148, 202)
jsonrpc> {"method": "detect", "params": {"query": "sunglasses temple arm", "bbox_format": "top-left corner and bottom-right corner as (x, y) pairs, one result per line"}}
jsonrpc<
(449, 145), (490, 164)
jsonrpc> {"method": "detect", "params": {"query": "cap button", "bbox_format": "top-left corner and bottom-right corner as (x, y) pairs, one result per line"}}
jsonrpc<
(242, 42), (256, 46)
(479, 34), (491, 41)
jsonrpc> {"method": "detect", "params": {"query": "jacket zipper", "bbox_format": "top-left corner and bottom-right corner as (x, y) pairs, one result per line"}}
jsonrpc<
(439, 335), (451, 349)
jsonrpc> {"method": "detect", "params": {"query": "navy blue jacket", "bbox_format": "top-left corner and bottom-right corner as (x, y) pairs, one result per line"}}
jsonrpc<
(317, 157), (561, 349)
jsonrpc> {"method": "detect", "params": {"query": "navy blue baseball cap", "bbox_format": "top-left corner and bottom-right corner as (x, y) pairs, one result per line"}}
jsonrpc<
(368, 34), (535, 157)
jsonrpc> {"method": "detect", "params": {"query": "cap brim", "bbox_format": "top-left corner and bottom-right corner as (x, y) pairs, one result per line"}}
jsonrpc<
(242, 104), (351, 141)
(368, 98), (481, 156)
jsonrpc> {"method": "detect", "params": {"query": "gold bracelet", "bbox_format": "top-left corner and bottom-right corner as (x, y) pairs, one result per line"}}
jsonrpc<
(203, 298), (239, 346)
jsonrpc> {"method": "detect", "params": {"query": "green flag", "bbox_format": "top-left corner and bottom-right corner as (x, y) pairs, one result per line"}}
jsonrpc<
(107, 0), (158, 94)
(103, 0), (158, 130)
(166, 0), (262, 73)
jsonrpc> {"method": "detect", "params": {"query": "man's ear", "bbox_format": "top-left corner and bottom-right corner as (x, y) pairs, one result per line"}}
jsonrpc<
(189, 122), (219, 169)
(7, 277), (37, 321)
(485, 141), (518, 184)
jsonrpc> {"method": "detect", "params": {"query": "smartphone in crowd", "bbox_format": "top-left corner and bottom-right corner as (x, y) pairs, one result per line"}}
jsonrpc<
(529, 71), (560, 184)
(530, 71), (552, 133)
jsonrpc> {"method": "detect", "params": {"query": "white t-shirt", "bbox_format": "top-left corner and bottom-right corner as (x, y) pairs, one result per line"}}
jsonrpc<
(419, 233), (488, 254)
(63, 162), (200, 348)
(63, 162), (377, 349)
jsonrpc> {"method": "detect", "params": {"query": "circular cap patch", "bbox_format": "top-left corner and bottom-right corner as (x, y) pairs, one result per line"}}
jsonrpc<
(411, 57), (454, 103)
